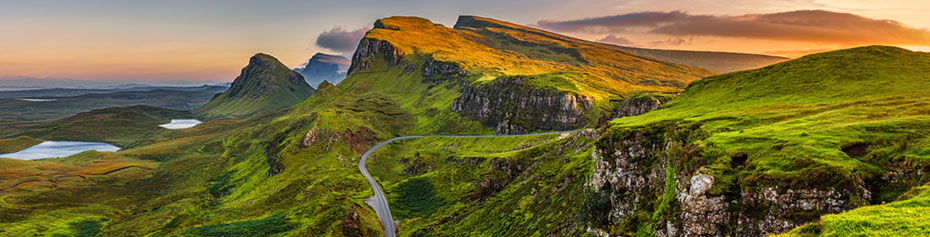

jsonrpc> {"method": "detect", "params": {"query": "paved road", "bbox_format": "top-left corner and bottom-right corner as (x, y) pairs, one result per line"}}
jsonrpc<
(359, 131), (579, 237)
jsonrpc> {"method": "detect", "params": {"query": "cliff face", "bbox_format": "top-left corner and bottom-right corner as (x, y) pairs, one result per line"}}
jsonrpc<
(451, 76), (592, 134)
(585, 124), (869, 236)
(349, 37), (404, 74)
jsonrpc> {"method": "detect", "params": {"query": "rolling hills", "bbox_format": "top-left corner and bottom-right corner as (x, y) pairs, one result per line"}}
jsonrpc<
(0, 89), (217, 121)
(8, 105), (193, 147)
(0, 14), (922, 237)
(195, 53), (315, 120)
(585, 46), (930, 235)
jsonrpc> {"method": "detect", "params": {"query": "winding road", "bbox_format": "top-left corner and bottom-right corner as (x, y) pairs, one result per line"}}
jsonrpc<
(359, 131), (579, 237)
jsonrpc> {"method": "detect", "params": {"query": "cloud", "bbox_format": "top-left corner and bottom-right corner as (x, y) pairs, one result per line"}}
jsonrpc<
(537, 10), (930, 45)
(597, 34), (635, 45)
(315, 27), (370, 53)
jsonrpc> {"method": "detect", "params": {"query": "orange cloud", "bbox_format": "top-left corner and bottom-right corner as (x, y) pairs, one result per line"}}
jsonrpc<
(538, 10), (930, 46)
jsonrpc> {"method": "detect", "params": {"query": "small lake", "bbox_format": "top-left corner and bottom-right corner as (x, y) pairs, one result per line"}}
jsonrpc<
(159, 119), (202, 129)
(15, 98), (57, 102)
(0, 141), (121, 160)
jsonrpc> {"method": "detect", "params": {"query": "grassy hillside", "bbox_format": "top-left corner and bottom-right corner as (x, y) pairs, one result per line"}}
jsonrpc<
(9, 105), (192, 148)
(365, 16), (713, 100)
(368, 133), (596, 236)
(0, 136), (43, 153)
(195, 54), (315, 120)
(599, 46), (930, 234)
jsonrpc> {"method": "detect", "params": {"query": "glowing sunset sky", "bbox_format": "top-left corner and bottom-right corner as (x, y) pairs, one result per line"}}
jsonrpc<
(1, 0), (928, 82)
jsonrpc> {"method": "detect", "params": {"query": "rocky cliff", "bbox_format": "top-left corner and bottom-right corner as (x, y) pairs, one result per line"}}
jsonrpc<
(451, 76), (592, 134)
(583, 123), (871, 236)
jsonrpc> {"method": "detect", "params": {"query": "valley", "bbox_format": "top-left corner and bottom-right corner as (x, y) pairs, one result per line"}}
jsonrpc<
(1, 9), (929, 237)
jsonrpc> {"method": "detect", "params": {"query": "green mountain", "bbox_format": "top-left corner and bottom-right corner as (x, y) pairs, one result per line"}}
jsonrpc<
(195, 53), (315, 120)
(3, 13), (926, 237)
(10, 105), (192, 147)
(585, 46), (930, 235)
(345, 15), (713, 134)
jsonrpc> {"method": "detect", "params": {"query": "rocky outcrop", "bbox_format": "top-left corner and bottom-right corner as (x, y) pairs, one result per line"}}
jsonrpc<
(587, 124), (869, 236)
(349, 37), (404, 74)
(610, 96), (664, 119)
(302, 124), (377, 156)
(341, 203), (381, 237)
(451, 76), (592, 134)
(422, 58), (467, 82)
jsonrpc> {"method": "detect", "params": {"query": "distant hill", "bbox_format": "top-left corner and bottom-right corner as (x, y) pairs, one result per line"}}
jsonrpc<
(604, 45), (789, 73)
(194, 53), (315, 120)
(10, 105), (192, 147)
(0, 89), (218, 121)
(0, 84), (229, 99)
(295, 53), (349, 88)
(0, 76), (222, 90)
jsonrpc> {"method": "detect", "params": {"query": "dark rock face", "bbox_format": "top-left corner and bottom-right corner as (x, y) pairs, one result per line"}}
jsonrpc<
(349, 38), (404, 74)
(588, 125), (869, 236)
(296, 53), (349, 88)
(611, 96), (663, 119)
(341, 203), (379, 237)
(451, 76), (592, 134)
(422, 58), (467, 82)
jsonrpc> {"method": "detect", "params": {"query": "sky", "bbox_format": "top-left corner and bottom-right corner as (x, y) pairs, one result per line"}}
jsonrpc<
(1, 0), (928, 82)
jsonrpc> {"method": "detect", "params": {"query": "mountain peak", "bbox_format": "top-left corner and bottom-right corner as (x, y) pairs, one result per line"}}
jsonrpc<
(194, 53), (315, 120)
(249, 53), (279, 65)
(297, 53), (349, 88)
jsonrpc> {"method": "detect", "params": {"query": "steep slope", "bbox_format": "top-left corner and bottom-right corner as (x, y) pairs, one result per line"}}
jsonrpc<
(195, 53), (315, 120)
(10, 105), (192, 147)
(296, 53), (350, 88)
(585, 46), (930, 235)
(351, 15), (713, 134)
(607, 45), (790, 73)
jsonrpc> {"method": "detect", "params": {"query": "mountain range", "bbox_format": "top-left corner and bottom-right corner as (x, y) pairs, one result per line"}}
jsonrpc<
(1, 15), (926, 237)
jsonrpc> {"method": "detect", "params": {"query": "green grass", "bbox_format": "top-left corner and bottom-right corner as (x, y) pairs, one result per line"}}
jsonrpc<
(183, 213), (297, 236)
(366, 133), (595, 236)
(0, 136), (42, 153)
(392, 178), (446, 218)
